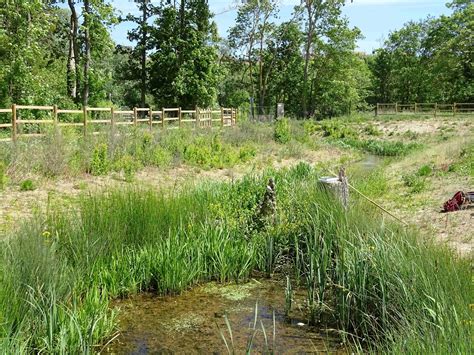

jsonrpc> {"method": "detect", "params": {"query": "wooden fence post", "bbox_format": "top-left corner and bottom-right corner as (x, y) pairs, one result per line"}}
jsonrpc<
(161, 108), (165, 129)
(375, 103), (378, 117)
(395, 102), (398, 113)
(195, 106), (199, 128)
(178, 107), (182, 128)
(235, 108), (238, 126)
(53, 105), (58, 127)
(220, 107), (224, 127)
(11, 104), (17, 142)
(148, 108), (153, 131)
(133, 107), (137, 126)
(414, 102), (417, 113)
(110, 107), (115, 128)
(453, 103), (456, 116)
(434, 103), (437, 118)
(83, 106), (87, 136)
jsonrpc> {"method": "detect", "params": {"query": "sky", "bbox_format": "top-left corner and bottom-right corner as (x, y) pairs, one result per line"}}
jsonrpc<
(111, 0), (452, 53)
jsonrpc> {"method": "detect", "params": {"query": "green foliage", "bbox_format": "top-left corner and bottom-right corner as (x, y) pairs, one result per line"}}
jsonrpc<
(343, 138), (421, 156)
(274, 119), (291, 144)
(0, 164), (469, 353)
(0, 161), (7, 190)
(369, 3), (474, 104)
(19, 179), (36, 191)
(320, 120), (356, 139)
(149, 2), (220, 108)
(364, 124), (382, 136)
(114, 155), (141, 182)
(417, 164), (433, 177)
(150, 146), (173, 167)
(90, 143), (109, 176)
(448, 143), (474, 177)
(403, 173), (427, 193)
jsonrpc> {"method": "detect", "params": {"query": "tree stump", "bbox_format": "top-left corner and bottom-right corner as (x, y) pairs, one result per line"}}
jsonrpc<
(318, 167), (349, 210)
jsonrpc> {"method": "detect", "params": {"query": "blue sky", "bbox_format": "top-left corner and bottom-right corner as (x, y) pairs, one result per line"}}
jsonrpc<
(110, 0), (452, 53)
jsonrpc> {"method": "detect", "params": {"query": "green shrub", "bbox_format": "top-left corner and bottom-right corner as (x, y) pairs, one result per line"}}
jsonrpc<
(364, 124), (381, 136)
(303, 121), (320, 136)
(343, 138), (420, 156)
(403, 173), (427, 193)
(90, 143), (109, 175)
(151, 146), (173, 167)
(19, 179), (36, 191)
(114, 155), (141, 182)
(274, 118), (291, 143)
(417, 164), (433, 177)
(320, 120), (356, 139)
(0, 161), (7, 190)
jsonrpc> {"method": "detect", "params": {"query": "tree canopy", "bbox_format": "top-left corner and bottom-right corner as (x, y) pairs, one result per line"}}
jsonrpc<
(0, 0), (472, 117)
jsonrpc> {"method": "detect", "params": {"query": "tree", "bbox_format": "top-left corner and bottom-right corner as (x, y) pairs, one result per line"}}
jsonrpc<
(228, 0), (278, 117)
(296, 0), (347, 117)
(124, 0), (157, 107)
(149, 1), (220, 108)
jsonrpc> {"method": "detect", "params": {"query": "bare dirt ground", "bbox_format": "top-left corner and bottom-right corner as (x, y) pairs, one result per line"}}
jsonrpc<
(373, 118), (473, 256)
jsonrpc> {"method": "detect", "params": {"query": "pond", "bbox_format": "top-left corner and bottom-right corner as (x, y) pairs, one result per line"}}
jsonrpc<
(105, 279), (346, 354)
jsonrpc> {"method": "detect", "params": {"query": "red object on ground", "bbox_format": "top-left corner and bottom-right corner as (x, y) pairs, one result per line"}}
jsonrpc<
(442, 191), (466, 212)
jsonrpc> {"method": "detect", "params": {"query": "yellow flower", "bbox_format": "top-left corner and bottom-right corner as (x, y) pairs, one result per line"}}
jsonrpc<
(42, 230), (51, 238)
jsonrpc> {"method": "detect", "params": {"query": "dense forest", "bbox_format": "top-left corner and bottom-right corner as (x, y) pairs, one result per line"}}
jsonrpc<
(0, 0), (472, 118)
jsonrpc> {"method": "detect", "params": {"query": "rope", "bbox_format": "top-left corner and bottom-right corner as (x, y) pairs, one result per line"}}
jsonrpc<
(328, 169), (409, 227)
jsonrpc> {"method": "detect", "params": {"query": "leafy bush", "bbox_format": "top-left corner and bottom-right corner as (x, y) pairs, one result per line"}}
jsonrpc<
(364, 124), (381, 136)
(343, 138), (420, 156)
(320, 120), (356, 139)
(150, 146), (173, 167)
(274, 118), (291, 143)
(114, 155), (141, 182)
(417, 164), (433, 177)
(0, 161), (7, 190)
(19, 179), (36, 191)
(90, 143), (109, 175)
(403, 173), (427, 193)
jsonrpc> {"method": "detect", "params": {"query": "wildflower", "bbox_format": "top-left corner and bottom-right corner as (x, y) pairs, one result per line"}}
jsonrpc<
(42, 230), (51, 238)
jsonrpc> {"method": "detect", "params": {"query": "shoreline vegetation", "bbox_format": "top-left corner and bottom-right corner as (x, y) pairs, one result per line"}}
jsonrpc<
(0, 163), (471, 352)
(0, 113), (472, 352)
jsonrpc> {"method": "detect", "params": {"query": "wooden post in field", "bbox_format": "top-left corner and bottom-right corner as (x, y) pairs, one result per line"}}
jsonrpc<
(453, 103), (457, 117)
(209, 109), (212, 128)
(148, 108), (153, 131)
(434, 103), (437, 118)
(195, 106), (199, 128)
(375, 103), (379, 117)
(414, 102), (417, 113)
(11, 104), (17, 142)
(235, 108), (238, 126)
(83, 106), (88, 136)
(178, 107), (182, 128)
(133, 107), (137, 126)
(220, 107), (224, 127)
(395, 102), (398, 113)
(161, 108), (165, 129)
(110, 107), (115, 128)
(53, 105), (58, 127)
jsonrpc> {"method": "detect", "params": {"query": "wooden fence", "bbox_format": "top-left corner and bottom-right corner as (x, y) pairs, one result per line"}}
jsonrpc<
(375, 103), (474, 116)
(0, 105), (237, 142)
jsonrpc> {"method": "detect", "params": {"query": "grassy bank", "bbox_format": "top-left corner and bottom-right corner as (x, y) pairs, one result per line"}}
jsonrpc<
(0, 163), (470, 353)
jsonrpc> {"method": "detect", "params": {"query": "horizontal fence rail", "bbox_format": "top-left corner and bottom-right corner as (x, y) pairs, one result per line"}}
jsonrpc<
(375, 103), (474, 116)
(0, 105), (237, 142)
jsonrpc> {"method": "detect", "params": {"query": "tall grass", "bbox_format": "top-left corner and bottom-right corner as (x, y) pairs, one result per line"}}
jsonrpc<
(0, 163), (470, 352)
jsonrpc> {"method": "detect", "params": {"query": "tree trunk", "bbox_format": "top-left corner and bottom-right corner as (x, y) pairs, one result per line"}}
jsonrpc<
(140, 0), (148, 107)
(302, 3), (314, 118)
(83, 0), (91, 107)
(67, 0), (80, 103)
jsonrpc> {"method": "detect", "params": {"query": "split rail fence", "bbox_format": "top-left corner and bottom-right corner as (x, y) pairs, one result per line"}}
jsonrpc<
(0, 105), (238, 142)
(375, 103), (474, 116)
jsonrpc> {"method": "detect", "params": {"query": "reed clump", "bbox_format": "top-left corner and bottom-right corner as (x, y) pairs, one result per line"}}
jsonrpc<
(0, 163), (470, 353)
